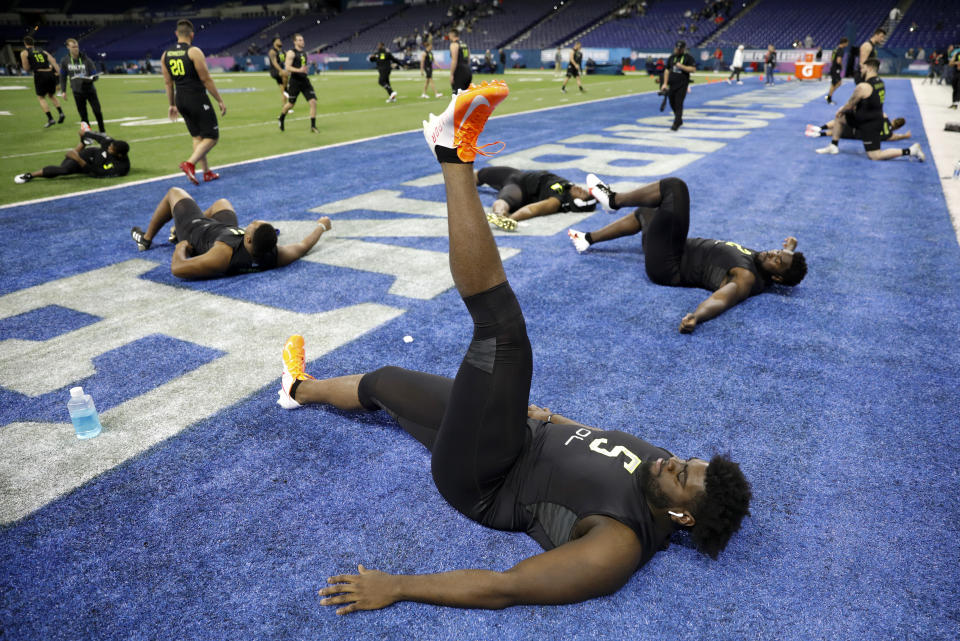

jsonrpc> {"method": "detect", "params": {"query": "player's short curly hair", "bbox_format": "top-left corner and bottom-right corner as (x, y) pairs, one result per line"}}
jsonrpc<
(891, 117), (906, 130)
(690, 454), (752, 560)
(251, 223), (277, 259)
(779, 251), (807, 286)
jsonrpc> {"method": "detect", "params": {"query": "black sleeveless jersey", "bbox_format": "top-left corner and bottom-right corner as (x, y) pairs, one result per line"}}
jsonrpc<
(423, 50), (433, 72)
(679, 238), (766, 295)
(506, 422), (672, 565)
(455, 41), (471, 73)
(830, 46), (845, 71)
(164, 42), (203, 94)
(25, 47), (53, 71)
(572, 50), (583, 67)
(182, 216), (278, 274)
(856, 76), (885, 124)
(290, 49), (308, 78)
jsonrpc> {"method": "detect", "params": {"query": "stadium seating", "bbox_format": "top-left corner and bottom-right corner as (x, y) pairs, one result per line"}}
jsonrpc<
(707, 0), (889, 50)
(886, 0), (960, 50)
(580, 0), (740, 50)
(519, 0), (624, 49)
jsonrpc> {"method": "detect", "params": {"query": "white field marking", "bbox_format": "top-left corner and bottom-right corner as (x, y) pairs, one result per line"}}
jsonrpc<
(0, 81), (716, 210)
(911, 79), (960, 246)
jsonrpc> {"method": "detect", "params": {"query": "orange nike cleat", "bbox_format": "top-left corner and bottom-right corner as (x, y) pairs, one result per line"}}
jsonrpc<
(422, 80), (509, 162)
(278, 334), (315, 410)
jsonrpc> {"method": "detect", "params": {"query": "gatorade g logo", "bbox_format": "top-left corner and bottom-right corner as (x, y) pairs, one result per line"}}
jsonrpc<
(724, 241), (752, 255)
(550, 182), (565, 195)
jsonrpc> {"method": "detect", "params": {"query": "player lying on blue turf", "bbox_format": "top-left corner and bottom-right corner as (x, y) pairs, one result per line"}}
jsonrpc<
(277, 81), (752, 615)
(476, 165), (596, 232)
(14, 129), (129, 184)
(814, 59), (925, 161)
(569, 175), (807, 334)
(129, 187), (331, 279)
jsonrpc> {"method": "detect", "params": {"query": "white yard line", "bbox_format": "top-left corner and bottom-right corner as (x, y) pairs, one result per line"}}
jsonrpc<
(912, 79), (960, 246)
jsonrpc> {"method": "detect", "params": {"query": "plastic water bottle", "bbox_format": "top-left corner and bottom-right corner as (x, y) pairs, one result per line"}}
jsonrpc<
(67, 386), (102, 439)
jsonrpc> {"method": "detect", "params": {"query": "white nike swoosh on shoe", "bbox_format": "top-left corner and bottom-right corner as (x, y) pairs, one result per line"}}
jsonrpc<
(459, 94), (490, 128)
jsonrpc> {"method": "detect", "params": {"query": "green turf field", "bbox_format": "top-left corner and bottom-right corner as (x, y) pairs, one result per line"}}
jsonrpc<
(0, 69), (672, 207)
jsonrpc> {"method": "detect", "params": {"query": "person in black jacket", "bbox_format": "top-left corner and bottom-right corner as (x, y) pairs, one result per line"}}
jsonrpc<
(661, 41), (695, 131)
(59, 38), (106, 133)
(370, 42), (401, 102)
(14, 128), (129, 183)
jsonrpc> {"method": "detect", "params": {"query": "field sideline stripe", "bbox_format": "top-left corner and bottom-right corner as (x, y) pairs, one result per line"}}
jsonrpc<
(0, 83), (703, 211)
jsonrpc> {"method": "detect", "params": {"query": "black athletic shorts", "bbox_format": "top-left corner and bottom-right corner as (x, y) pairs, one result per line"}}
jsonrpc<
(477, 166), (526, 211)
(34, 71), (57, 97)
(452, 69), (472, 93)
(172, 198), (237, 241)
(640, 178), (691, 286)
(175, 91), (219, 140)
(271, 69), (284, 85)
(566, 63), (580, 78)
(286, 74), (316, 104)
(846, 113), (883, 151)
(357, 281), (533, 527)
(830, 68), (841, 84)
(424, 67), (433, 79)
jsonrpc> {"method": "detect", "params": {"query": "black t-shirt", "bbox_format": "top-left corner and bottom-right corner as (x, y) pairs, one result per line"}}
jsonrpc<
(25, 47), (54, 72)
(371, 49), (398, 72)
(80, 145), (130, 178)
(182, 216), (278, 274)
(518, 171), (578, 210)
(679, 238), (766, 295)
(164, 43), (204, 95)
(666, 52), (694, 84)
(507, 421), (672, 567)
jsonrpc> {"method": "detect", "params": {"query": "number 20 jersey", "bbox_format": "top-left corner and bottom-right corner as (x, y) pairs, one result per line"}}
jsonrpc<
(164, 42), (204, 96)
(503, 421), (673, 565)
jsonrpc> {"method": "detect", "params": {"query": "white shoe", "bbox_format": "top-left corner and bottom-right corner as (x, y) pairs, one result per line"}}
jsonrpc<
(585, 173), (615, 212)
(435, 92), (443, 98)
(568, 228), (590, 253)
(726, 78), (731, 84)
(815, 144), (839, 155)
(420, 93), (429, 99)
(909, 143), (925, 161)
(389, 91), (398, 102)
(805, 124), (821, 138)
(276, 370), (301, 410)
(737, 80), (743, 85)
(14, 173), (32, 184)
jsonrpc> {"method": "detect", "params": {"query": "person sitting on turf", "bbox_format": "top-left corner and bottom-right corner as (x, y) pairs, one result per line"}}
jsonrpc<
(278, 81), (752, 615)
(806, 114), (911, 143)
(476, 165), (596, 231)
(129, 187), (331, 279)
(14, 128), (129, 183)
(568, 174), (807, 334)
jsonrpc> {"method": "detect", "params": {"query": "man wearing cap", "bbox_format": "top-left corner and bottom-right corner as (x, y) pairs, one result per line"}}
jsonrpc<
(662, 41), (696, 131)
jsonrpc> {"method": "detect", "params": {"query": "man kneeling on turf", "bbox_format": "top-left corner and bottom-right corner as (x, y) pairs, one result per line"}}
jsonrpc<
(276, 82), (751, 615)
(477, 165), (596, 231)
(569, 174), (807, 334)
(15, 130), (129, 183)
(130, 187), (331, 279)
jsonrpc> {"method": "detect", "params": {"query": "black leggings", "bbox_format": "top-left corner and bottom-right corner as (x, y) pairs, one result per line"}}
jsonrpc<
(639, 177), (691, 286)
(378, 70), (393, 94)
(73, 91), (105, 132)
(40, 157), (83, 179)
(357, 281), (532, 523)
(476, 166), (525, 211)
(952, 73), (960, 103)
(728, 67), (741, 81)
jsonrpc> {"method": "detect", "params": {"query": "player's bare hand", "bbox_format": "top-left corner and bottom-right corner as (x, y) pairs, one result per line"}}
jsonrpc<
(218, 100), (226, 116)
(783, 236), (797, 251)
(527, 404), (552, 421)
(168, 105), (179, 121)
(319, 565), (397, 615)
(679, 313), (697, 334)
(660, 84), (667, 92)
(317, 217), (332, 231)
(176, 240), (193, 254)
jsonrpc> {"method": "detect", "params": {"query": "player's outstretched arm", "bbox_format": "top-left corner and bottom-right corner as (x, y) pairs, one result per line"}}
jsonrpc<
(319, 517), (642, 614)
(680, 272), (754, 333)
(276, 217), (332, 267)
(527, 404), (599, 431)
(509, 197), (561, 222)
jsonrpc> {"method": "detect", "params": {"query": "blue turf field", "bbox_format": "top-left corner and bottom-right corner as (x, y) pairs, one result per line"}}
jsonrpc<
(1, 78), (958, 640)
